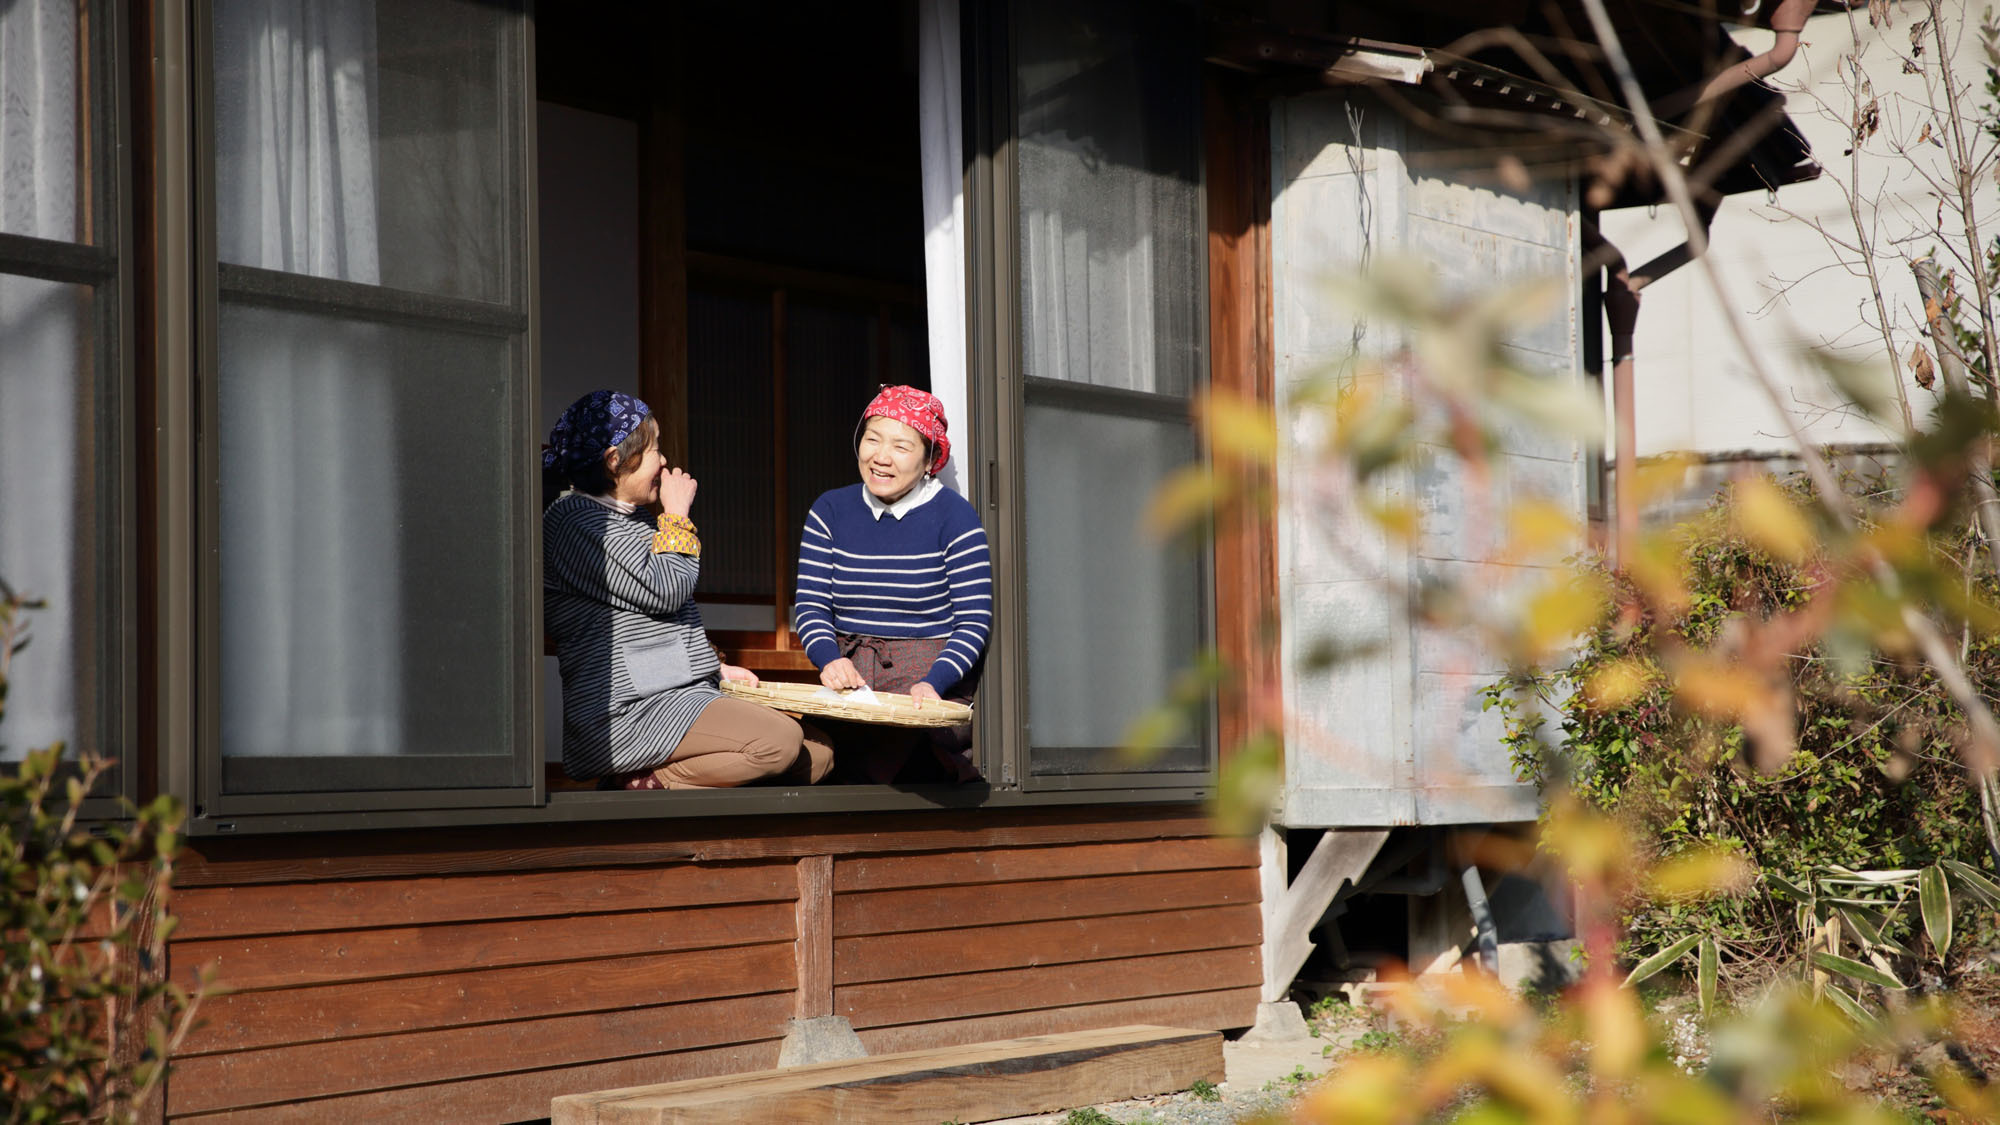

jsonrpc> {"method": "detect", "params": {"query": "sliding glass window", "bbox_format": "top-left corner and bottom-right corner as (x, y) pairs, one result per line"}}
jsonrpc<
(1010, 0), (1213, 787)
(0, 0), (133, 805)
(195, 0), (538, 812)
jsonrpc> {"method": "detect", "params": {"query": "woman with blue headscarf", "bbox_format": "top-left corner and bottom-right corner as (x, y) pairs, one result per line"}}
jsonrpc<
(543, 391), (832, 789)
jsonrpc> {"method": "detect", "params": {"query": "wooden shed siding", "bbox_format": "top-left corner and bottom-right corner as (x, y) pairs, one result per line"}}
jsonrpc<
(160, 807), (1260, 1122)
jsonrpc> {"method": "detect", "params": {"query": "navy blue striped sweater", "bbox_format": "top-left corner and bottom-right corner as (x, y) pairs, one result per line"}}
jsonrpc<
(792, 484), (992, 693)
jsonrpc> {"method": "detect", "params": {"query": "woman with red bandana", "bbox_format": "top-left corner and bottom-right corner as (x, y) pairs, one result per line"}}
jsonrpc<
(792, 386), (992, 783)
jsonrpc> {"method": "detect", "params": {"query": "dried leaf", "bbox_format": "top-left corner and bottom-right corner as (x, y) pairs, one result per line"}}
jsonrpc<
(1853, 97), (1880, 145)
(1911, 343), (1936, 390)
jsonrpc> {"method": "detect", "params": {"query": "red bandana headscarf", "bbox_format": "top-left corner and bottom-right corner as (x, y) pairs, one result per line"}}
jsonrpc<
(860, 385), (950, 475)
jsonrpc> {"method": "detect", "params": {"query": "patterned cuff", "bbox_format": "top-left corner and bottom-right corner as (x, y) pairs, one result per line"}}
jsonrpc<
(653, 512), (701, 557)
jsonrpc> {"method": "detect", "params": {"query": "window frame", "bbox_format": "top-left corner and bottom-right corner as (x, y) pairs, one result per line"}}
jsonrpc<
(152, 0), (1223, 836)
(0, 0), (138, 818)
(182, 0), (545, 820)
(978, 0), (1220, 796)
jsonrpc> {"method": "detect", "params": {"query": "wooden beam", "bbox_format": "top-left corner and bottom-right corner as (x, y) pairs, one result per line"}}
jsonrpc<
(795, 855), (833, 1020)
(172, 805), (1227, 887)
(1262, 829), (1388, 1002)
(550, 1025), (1222, 1125)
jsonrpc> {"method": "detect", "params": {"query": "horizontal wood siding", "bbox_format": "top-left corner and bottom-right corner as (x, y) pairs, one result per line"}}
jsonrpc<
(165, 859), (798, 1121)
(832, 837), (1261, 1053)
(161, 807), (1261, 1122)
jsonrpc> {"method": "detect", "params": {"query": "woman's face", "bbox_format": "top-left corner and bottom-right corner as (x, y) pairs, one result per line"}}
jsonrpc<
(857, 416), (927, 503)
(609, 433), (664, 506)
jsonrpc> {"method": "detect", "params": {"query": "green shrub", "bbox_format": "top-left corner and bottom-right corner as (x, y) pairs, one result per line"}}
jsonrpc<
(1490, 472), (2000, 985)
(2, 580), (201, 1122)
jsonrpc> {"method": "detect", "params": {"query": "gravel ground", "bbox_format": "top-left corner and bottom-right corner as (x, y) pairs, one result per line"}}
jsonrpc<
(980, 1021), (1367, 1125)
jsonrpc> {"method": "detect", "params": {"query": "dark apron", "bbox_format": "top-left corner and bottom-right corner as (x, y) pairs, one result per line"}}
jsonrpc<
(826, 632), (982, 784)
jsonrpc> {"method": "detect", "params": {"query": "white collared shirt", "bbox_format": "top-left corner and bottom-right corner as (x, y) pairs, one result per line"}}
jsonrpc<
(862, 475), (943, 520)
(572, 489), (640, 515)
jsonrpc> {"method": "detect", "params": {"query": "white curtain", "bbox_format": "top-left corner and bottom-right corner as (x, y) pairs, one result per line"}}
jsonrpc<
(918, 0), (968, 492)
(0, 0), (82, 760)
(214, 0), (401, 756)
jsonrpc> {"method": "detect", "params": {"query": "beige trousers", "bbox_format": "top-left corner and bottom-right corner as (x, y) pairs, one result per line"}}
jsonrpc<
(654, 697), (834, 789)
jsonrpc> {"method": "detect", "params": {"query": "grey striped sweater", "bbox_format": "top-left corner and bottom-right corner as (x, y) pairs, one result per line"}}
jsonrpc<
(544, 493), (721, 779)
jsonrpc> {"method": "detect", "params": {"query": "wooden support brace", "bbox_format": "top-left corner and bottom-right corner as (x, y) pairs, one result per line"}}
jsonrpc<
(1261, 829), (1389, 1002)
(795, 854), (832, 1020)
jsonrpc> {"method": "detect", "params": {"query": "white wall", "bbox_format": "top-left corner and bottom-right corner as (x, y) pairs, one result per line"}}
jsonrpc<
(1603, 7), (1997, 457)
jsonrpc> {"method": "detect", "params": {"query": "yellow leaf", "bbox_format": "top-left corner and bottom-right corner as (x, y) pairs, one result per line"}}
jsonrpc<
(1505, 497), (1580, 561)
(1671, 656), (1764, 719)
(1297, 1051), (1414, 1125)
(1733, 476), (1816, 563)
(1626, 532), (1691, 614)
(1517, 569), (1612, 661)
(1581, 979), (1646, 1080)
(1197, 389), (1277, 466)
(1365, 499), (1420, 544)
(1435, 970), (1531, 1031)
(1583, 659), (1652, 710)
(1646, 847), (1754, 899)
(1143, 465), (1224, 539)
(1631, 453), (1699, 506)
(1541, 798), (1635, 885)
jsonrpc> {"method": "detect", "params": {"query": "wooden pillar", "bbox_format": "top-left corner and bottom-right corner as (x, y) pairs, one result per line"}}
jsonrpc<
(794, 854), (833, 1020)
(638, 6), (688, 467)
(1204, 68), (1280, 763)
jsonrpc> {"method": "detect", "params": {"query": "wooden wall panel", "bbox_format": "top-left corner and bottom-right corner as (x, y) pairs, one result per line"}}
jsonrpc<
(835, 904), (1262, 985)
(179, 941), (795, 1056)
(173, 860), (795, 939)
(160, 808), (1264, 1122)
(167, 992), (793, 1117)
(171, 900), (792, 992)
(837, 948), (1261, 1029)
(172, 1040), (785, 1125)
(837, 869), (1259, 937)
(833, 837), (1256, 892)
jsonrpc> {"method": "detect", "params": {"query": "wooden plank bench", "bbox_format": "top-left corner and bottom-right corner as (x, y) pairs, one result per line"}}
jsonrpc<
(550, 1024), (1223, 1125)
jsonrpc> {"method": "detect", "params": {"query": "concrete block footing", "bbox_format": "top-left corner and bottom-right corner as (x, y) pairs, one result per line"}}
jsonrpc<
(1237, 1000), (1313, 1044)
(776, 1015), (868, 1067)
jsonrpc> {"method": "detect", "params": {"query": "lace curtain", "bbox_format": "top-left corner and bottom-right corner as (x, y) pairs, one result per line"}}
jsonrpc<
(919, 0), (967, 491)
(0, 0), (84, 760)
(213, 0), (401, 757)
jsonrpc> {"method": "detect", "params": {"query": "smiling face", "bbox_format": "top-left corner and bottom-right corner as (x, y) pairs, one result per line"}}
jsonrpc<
(607, 416), (663, 506)
(857, 415), (928, 503)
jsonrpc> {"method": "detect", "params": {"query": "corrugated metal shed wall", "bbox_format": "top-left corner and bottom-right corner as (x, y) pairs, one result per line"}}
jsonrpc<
(1269, 90), (1583, 828)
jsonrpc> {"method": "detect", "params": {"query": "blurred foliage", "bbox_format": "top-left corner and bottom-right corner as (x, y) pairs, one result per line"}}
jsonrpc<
(1490, 472), (2000, 987)
(0, 581), (204, 1123)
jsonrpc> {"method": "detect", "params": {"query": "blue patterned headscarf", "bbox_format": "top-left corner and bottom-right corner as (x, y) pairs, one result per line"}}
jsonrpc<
(544, 390), (652, 479)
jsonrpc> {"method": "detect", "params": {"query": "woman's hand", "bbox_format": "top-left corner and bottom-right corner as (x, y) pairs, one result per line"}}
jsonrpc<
(908, 682), (941, 708)
(659, 467), (698, 518)
(719, 664), (758, 686)
(820, 657), (866, 691)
